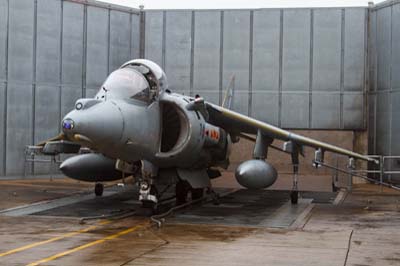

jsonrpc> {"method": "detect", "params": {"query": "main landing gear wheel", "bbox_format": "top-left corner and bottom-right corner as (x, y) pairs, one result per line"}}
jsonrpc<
(290, 190), (298, 204)
(94, 183), (104, 197)
(191, 188), (204, 200)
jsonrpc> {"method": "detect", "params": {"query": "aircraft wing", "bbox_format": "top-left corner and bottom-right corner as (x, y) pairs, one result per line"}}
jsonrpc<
(205, 102), (377, 163)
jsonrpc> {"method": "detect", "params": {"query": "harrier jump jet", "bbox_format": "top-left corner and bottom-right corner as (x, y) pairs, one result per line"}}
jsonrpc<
(40, 59), (376, 208)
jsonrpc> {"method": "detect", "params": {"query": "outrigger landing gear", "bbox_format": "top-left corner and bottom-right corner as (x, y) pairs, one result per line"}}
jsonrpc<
(139, 181), (158, 211)
(94, 183), (104, 197)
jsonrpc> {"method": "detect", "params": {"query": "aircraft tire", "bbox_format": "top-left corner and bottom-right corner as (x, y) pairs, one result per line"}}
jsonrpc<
(191, 188), (204, 200)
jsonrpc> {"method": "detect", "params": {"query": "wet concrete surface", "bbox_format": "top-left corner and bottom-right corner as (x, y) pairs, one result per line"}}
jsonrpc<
(0, 178), (399, 266)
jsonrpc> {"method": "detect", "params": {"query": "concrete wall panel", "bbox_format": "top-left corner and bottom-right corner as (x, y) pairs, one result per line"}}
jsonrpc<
(86, 6), (109, 89)
(165, 11), (191, 94)
(109, 10), (130, 71)
(312, 9), (341, 92)
(344, 8), (366, 91)
(251, 92), (279, 125)
(6, 84), (33, 175)
(131, 14), (140, 59)
(193, 11), (220, 104)
(282, 9), (310, 92)
(8, 0), (34, 83)
(62, 2), (83, 88)
(223, 11), (250, 115)
(252, 10), (280, 93)
(0, 0), (7, 80)
(0, 84), (5, 175)
(34, 85), (60, 174)
(392, 4), (400, 90)
(343, 93), (364, 129)
(144, 11), (163, 66)
(36, 0), (61, 85)
(376, 7), (391, 91)
(281, 93), (309, 128)
(312, 93), (340, 128)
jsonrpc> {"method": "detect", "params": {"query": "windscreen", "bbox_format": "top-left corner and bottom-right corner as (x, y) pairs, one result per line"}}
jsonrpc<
(95, 68), (150, 102)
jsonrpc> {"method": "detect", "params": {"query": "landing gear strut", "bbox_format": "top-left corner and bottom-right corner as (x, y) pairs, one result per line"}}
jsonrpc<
(290, 143), (300, 205)
(94, 183), (104, 197)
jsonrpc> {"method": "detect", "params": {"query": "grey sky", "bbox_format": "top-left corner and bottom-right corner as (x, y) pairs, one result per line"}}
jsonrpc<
(97, 0), (386, 9)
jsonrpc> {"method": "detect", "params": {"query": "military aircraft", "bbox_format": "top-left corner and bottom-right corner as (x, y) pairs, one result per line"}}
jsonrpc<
(39, 59), (377, 209)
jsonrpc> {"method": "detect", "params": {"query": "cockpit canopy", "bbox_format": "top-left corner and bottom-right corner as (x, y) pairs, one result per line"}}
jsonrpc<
(95, 59), (168, 103)
(95, 68), (150, 102)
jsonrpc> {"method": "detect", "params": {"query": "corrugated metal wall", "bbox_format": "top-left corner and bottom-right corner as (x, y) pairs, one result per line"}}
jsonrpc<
(144, 8), (368, 130)
(0, 0), (140, 176)
(369, 0), (400, 181)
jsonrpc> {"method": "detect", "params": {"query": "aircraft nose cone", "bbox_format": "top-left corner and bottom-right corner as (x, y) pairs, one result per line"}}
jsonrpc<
(61, 100), (124, 148)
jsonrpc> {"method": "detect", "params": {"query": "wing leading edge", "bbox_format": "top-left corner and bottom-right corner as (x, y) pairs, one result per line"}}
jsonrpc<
(206, 103), (377, 164)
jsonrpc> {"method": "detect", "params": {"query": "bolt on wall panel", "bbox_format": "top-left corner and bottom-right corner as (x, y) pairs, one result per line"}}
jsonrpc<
(281, 92), (309, 128)
(251, 92), (279, 125)
(36, 0), (61, 85)
(376, 7), (391, 91)
(193, 11), (220, 104)
(344, 8), (366, 91)
(8, 0), (34, 84)
(343, 92), (364, 129)
(109, 10), (130, 71)
(34, 85), (60, 174)
(6, 84), (33, 175)
(222, 10), (250, 115)
(312, 92), (340, 128)
(252, 10), (280, 93)
(62, 1), (83, 87)
(0, 0), (7, 81)
(282, 9), (311, 92)
(144, 11), (163, 66)
(312, 9), (341, 92)
(392, 4), (400, 90)
(165, 11), (191, 94)
(131, 14), (140, 59)
(86, 6), (109, 89)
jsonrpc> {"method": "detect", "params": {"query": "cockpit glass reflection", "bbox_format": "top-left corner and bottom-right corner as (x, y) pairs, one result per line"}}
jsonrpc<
(95, 68), (150, 102)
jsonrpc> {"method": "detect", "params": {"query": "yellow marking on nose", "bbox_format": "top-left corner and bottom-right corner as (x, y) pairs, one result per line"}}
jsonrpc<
(26, 222), (147, 266)
(0, 220), (111, 258)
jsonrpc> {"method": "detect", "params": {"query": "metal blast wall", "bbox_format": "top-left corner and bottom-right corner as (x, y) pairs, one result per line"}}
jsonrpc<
(0, 0), (140, 176)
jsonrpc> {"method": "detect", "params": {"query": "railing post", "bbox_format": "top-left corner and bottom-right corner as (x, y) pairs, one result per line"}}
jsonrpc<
(380, 155), (384, 192)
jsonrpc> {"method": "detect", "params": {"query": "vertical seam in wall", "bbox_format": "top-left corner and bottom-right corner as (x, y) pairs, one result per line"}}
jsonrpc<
(139, 9), (145, 58)
(107, 8), (110, 74)
(162, 11), (166, 70)
(59, 0), (63, 123)
(389, 5), (393, 160)
(219, 11), (224, 105)
(340, 8), (345, 129)
(32, 0), (38, 175)
(278, 9), (283, 127)
(248, 10), (253, 117)
(129, 13), (132, 59)
(309, 9), (314, 129)
(374, 10), (378, 154)
(82, 4), (87, 98)
(190, 11), (195, 96)
(3, 0), (9, 175)
(364, 8), (369, 131)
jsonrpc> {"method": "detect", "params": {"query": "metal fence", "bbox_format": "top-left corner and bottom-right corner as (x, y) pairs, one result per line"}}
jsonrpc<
(368, 0), (400, 182)
(143, 8), (368, 130)
(0, 0), (141, 176)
